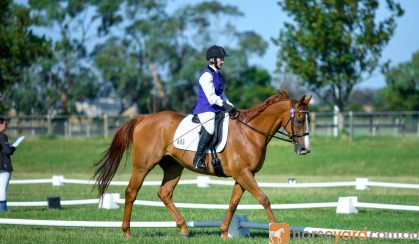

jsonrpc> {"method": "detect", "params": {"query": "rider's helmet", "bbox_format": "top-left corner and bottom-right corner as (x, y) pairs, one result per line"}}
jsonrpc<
(206, 45), (228, 62)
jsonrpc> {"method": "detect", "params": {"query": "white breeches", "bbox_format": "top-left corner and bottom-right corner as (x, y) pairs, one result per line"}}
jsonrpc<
(197, 112), (215, 135)
(0, 171), (11, 201)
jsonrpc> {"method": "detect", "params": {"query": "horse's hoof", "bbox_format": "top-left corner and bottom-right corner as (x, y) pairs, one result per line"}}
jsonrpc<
(221, 232), (229, 240)
(179, 233), (189, 238)
(123, 230), (131, 240)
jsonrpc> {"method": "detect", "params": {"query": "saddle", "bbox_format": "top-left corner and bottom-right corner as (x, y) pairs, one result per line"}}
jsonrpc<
(192, 112), (224, 149)
(173, 112), (229, 152)
(173, 112), (229, 177)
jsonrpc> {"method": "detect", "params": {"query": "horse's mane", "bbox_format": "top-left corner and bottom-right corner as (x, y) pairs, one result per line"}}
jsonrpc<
(238, 89), (290, 123)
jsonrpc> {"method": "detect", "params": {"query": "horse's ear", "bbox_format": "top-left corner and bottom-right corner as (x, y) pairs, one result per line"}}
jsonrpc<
(304, 95), (312, 105)
(298, 95), (306, 104)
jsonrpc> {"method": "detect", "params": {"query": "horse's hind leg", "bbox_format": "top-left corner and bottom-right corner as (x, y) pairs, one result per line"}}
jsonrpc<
(157, 157), (189, 237)
(121, 166), (153, 239)
(220, 181), (245, 240)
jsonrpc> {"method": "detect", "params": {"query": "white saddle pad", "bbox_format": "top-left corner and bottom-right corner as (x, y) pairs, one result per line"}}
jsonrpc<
(173, 113), (229, 152)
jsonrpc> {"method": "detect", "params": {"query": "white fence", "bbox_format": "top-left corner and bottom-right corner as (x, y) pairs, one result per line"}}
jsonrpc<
(7, 194), (419, 213)
(9, 175), (419, 190)
(313, 111), (419, 137)
(5, 176), (419, 241)
(9, 176), (419, 213)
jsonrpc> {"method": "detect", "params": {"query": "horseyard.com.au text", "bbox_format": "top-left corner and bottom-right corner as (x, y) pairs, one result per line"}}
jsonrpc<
(269, 223), (418, 243)
(291, 228), (419, 243)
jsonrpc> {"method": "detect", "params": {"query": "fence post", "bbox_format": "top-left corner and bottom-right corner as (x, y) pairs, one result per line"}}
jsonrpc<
(371, 117), (376, 136)
(333, 106), (339, 137)
(68, 121), (72, 137)
(227, 214), (250, 237)
(374, 116), (379, 136)
(197, 176), (210, 188)
(336, 196), (358, 214)
(310, 112), (315, 136)
(103, 113), (109, 139)
(401, 114), (406, 137)
(355, 178), (369, 190)
(47, 114), (52, 136)
(86, 123), (90, 137)
(349, 111), (353, 141)
(31, 117), (35, 136)
(99, 193), (120, 209)
(52, 175), (65, 186)
(64, 122), (68, 137)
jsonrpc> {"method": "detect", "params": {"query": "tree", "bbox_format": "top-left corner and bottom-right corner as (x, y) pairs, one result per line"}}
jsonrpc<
(8, 0), (272, 115)
(27, 0), (111, 114)
(94, 0), (271, 114)
(0, 0), (50, 113)
(226, 66), (275, 109)
(94, 38), (154, 114)
(274, 0), (404, 113)
(378, 51), (419, 110)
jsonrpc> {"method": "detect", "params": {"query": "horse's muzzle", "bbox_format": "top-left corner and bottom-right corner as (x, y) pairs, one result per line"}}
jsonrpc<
(295, 147), (311, 155)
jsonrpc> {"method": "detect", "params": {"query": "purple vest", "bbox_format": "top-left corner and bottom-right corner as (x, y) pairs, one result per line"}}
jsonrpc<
(192, 66), (224, 114)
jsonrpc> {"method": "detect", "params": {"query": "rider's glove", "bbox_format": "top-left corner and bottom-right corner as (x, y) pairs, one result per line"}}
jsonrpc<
(222, 102), (238, 116)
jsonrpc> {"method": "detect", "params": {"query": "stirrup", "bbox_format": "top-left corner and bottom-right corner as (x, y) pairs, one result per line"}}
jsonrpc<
(193, 157), (206, 169)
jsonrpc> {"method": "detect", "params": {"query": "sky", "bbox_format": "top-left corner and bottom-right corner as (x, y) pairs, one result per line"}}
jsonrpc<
(171, 0), (419, 89)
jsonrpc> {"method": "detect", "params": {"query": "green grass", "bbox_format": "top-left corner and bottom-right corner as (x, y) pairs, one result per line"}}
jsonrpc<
(1, 136), (418, 243)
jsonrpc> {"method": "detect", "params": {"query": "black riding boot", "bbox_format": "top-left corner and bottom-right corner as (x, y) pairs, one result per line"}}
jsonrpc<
(193, 129), (212, 169)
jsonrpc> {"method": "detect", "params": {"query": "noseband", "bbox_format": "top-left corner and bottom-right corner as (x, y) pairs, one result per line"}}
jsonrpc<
(235, 102), (310, 144)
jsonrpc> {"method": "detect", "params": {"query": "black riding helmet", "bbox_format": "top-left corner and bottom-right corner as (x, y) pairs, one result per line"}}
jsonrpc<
(206, 45), (228, 61)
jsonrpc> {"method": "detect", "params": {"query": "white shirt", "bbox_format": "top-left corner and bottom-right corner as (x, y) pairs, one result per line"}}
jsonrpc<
(198, 65), (232, 107)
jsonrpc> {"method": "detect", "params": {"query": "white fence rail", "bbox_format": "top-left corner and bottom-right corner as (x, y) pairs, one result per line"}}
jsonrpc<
(8, 194), (419, 213)
(9, 176), (419, 190)
(9, 176), (418, 213)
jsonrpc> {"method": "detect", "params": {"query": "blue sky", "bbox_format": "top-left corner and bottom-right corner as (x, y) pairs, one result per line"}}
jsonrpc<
(171, 0), (419, 89)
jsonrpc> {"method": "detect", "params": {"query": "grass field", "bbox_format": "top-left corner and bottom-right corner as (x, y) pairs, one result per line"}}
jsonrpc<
(1, 136), (418, 243)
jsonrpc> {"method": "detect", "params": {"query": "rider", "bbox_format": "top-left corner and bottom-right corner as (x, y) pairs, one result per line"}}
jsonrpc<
(192, 45), (237, 170)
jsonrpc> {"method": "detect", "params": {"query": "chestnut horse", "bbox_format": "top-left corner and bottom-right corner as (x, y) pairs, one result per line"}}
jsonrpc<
(93, 90), (311, 239)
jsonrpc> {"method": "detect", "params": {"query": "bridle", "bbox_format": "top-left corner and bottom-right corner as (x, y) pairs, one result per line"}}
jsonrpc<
(234, 102), (310, 144)
(277, 103), (310, 143)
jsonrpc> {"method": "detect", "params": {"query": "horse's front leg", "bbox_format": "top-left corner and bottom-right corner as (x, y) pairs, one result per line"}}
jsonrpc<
(220, 182), (245, 240)
(235, 169), (276, 223)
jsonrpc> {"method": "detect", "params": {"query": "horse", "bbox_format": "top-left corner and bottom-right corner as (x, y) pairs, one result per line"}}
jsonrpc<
(92, 89), (311, 239)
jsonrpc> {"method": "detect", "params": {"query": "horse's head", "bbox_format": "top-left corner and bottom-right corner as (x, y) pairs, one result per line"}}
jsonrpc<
(282, 95), (312, 155)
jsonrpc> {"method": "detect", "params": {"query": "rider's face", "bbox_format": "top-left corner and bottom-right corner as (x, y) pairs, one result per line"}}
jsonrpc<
(0, 122), (7, 133)
(216, 57), (224, 69)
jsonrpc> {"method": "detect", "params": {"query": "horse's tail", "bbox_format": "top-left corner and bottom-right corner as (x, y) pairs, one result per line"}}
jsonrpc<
(92, 116), (144, 197)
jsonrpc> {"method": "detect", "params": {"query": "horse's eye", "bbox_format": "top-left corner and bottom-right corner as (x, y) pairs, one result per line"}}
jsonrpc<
(297, 119), (303, 126)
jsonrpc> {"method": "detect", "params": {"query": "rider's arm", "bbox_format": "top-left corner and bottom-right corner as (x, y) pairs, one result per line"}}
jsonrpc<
(199, 72), (224, 107)
(220, 93), (234, 107)
(0, 133), (13, 156)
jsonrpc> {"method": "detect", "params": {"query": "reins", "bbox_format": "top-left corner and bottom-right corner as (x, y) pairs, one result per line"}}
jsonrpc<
(230, 102), (310, 144)
(233, 114), (293, 143)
